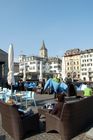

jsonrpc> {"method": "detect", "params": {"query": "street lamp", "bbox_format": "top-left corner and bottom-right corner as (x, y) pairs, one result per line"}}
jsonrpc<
(39, 61), (43, 82)
(70, 59), (74, 82)
(23, 62), (26, 81)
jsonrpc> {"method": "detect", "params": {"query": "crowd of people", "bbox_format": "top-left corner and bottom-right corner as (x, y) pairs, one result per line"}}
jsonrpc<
(44, 74), (93, 97)
(3, 72), (93, 99)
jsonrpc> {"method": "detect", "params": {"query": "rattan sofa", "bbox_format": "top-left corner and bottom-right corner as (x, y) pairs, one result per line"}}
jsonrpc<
(46, 96), (93, 140)
(0, 101), (40, 140)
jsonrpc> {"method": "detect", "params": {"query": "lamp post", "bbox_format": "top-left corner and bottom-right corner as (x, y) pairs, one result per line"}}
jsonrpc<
(23, 62), (26, 81)
(70, 59), (74, 82)
(39, 61), (43, 82)
(62, 56), (66, 81)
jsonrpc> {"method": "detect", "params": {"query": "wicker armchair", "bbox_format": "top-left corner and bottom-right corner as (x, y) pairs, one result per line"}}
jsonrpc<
(46, 96), (93, 140)
(0, 101), (40, 140)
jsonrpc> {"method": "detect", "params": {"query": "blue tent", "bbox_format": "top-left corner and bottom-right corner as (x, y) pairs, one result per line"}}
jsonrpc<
(58, 82), (68, 93)
(44, 78), (68, 94)
(44, 78), (60, 92)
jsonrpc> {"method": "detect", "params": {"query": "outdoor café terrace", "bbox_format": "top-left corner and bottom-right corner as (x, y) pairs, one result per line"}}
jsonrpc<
(0, 88), (93, 140)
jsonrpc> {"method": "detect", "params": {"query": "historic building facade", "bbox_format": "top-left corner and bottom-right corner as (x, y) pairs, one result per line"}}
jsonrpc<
(1, 42), (93, 84)
(19, 54), (48, 80)
(19, 41), (62, 80)
(80, 49), (93, 81)
(48, 57), (62, 74)
(18, 42), (93, 82)
(64, 48), (81, 81)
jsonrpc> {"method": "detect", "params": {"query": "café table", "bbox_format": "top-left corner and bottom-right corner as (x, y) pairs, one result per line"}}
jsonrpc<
(38, 101), (57, 117)
(38, 107), (52, 116)
(15, 92), (24, 103)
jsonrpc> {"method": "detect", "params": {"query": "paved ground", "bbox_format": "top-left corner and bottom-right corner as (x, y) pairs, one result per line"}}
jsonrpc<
(0, 94), (93, 140)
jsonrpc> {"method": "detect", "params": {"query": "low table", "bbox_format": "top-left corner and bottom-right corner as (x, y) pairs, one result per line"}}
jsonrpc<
(38, 100), (57, 117)
(38, 107), (52, 116)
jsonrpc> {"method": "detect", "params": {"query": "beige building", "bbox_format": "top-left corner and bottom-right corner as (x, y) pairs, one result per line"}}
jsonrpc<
(64, 48), (81, 81)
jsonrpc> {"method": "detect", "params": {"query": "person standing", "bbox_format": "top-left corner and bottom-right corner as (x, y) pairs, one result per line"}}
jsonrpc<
(83, 84), (92, 97)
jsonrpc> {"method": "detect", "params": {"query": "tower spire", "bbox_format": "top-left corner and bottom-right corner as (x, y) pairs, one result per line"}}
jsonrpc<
(39, 40), (48, 58)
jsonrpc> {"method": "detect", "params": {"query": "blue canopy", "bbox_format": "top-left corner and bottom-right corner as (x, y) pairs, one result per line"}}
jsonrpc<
(24, 82), (36, 89)
(44, 78), (59, 93)
(58, 82), (68, 93)
(44, 78), (68, 93)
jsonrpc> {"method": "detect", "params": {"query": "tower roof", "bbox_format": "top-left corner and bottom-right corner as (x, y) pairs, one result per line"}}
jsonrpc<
(40, 40), (47, 50)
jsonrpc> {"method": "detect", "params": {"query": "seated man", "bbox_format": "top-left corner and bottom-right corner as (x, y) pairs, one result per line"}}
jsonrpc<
(6, 97), (34, 117)
(49, 93), (66, 117)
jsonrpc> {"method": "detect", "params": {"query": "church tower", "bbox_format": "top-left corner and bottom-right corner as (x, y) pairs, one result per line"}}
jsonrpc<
(39, 40), (48, 58)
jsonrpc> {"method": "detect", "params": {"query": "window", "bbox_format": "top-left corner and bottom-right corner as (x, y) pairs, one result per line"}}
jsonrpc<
(67, 62), (69, 65)
(33, 66), (35, 69)
(77, 61), (79, 65)
(38, 66), (39, 70)
(77, 66), (79, 70)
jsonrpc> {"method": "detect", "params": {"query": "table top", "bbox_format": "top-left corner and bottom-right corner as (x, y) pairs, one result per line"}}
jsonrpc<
(0, 91), (4, 94)
(38, 107), (52, 115)
(16, 93), (24, 96)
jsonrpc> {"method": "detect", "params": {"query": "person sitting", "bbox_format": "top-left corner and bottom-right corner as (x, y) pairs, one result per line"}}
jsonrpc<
(49, 93), (66, 117)
(7, 97), (16, 105)
(6, 97), (34, 118)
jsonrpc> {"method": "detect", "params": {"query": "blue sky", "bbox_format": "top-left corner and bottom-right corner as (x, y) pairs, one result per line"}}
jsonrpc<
(0, 0), (93, 61)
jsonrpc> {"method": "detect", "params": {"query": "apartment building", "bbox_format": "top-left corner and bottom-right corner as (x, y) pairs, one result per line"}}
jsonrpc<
(18, 42), (93, 82)
(19, 56), (61, 80)
(48, 57), (62, 74)
(80, 49), (93, 81)
(19, 54), (48, 80)
(18, 41), (62, 80)
(64, 48), (81, 81)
